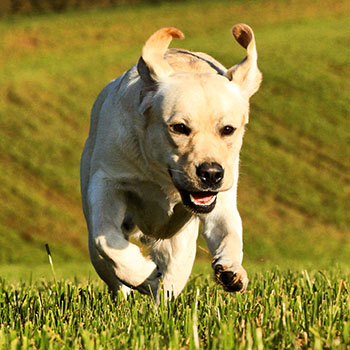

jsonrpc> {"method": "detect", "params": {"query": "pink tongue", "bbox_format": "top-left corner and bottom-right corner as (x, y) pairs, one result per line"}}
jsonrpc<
(192, 193), (214, 204)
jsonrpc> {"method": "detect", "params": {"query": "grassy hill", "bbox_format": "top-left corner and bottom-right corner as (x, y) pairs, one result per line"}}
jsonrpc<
(0, 0), (349, 272)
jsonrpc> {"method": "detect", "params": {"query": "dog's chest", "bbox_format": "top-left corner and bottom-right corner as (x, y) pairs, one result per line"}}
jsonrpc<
(124, 186), (192, 239)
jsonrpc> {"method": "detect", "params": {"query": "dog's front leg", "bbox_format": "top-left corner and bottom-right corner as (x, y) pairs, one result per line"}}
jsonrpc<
(87, 171), (161, 296)
(201, 189), (248, 292)
(150, 217), (199, 303)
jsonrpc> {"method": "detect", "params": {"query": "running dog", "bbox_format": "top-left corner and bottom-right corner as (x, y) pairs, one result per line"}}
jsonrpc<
(80, 24), (262, 301)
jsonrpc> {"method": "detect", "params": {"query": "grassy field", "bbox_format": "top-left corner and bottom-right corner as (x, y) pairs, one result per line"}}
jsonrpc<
(0, 269), (349, 349)
(0, 0), (349, 268)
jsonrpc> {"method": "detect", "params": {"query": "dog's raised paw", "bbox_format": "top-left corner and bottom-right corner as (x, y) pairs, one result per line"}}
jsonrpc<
(214, 264), (248, 293)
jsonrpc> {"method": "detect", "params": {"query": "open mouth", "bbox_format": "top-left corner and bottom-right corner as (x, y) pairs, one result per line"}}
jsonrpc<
(179, 189), (218, 214)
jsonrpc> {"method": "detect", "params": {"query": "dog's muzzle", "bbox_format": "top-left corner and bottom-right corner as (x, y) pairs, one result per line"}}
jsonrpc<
(168, 163), (223, 214)
(196, 162), (224, 188)
(178, 189), (217, 214)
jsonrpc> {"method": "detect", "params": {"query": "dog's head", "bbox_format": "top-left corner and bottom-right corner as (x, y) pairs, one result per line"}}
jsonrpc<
(137, 25), (262, 214)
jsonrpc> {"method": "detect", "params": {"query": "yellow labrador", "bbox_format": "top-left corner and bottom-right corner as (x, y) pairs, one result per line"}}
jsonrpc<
(80, 24), (262, 300)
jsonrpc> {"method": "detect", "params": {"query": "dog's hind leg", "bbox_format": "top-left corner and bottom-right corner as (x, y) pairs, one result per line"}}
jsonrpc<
(150, 217), (199, 303)
(90, 250), (131, 298)
(87, 170), (161, 296)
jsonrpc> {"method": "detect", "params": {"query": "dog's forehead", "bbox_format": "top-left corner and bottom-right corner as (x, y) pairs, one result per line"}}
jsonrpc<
(157, 73), (248, 118)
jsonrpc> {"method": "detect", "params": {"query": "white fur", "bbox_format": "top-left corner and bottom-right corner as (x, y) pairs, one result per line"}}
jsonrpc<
(80, 25), (261, 302)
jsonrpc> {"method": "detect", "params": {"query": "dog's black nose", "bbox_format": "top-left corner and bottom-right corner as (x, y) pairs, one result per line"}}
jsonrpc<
(196, 162), (224, 187)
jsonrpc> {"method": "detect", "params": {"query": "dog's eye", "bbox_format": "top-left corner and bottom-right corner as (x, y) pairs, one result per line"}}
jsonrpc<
(171, 123), (191, 136)
(220, 125), (236, 136)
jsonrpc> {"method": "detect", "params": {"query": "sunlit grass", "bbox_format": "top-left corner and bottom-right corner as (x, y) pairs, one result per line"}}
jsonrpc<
(0, 268), (349, 349)
(0, 0), (349, 267)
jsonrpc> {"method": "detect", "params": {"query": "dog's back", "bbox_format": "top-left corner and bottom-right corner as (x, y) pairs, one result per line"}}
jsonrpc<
(164, 48), (226, 75)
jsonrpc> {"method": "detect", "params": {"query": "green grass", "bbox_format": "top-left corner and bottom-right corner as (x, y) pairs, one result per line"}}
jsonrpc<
(1, 268), (349, 349)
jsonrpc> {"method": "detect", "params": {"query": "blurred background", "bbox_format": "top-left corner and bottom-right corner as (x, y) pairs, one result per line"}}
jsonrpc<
(0, 0), (349, 281)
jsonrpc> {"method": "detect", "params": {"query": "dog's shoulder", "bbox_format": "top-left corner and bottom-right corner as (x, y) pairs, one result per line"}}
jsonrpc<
(164, 48), (226, 75)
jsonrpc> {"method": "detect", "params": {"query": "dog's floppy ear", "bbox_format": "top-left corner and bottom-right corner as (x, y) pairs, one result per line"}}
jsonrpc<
(137, 27), (184, 85)
(225, 24), (262, 100)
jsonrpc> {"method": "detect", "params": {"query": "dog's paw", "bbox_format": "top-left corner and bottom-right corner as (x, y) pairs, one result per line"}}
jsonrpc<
(214, 264), (248, 293)
(135, 266), (162, 296)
